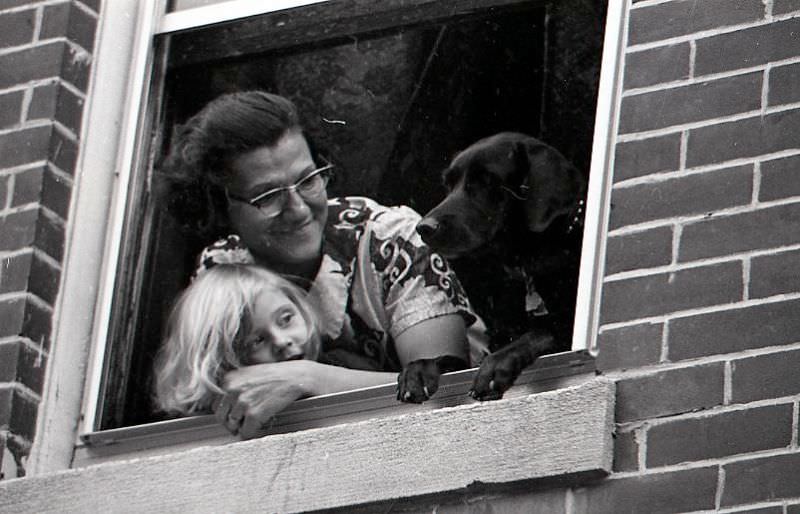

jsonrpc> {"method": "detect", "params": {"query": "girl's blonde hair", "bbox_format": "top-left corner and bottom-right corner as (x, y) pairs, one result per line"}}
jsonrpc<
(154, 264), (320, 415)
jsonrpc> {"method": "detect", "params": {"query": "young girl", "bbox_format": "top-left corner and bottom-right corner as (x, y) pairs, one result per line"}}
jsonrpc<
(154, 264), (321, 416)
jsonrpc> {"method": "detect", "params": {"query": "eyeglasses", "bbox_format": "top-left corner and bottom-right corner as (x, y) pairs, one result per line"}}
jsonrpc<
(226, 159), (335, 218)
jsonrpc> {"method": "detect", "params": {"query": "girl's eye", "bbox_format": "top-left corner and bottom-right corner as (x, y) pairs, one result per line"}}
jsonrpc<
(251, 335), (268, 347)
(277, 310), (295, 327)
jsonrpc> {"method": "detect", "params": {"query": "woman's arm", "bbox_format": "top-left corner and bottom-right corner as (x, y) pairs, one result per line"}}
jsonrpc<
(392, 313), (468, 366)
(216, 360), (397, 439)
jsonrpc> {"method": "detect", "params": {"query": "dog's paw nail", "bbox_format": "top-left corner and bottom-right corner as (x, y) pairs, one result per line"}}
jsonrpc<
(489, 379), (496, 391)
(404, 391), (411, 401)
(423, 386), (430, 399)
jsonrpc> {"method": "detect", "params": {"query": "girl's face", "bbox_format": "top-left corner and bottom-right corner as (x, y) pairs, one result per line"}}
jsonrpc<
(242, 288), (317, 364)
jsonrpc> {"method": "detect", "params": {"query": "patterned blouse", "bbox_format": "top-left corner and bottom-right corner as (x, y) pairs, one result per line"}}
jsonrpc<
(197, 196), (488, 371)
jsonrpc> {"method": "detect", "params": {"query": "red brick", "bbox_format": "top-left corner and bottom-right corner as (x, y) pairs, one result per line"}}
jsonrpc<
(647, 404), (793, 467)
(769, 62), (800, 107)
(0, 251), (32, 294)
(789, 504), (800, 514)
(0, 42), (64, 89)
(609, 165), (753, 230)
(0, 341), (46, 395)
(616, 363), (724, 423)
(751, 248), (800, 299)
(731, 348), (800, 403)
(722, 453), (800, 507)
(0, 125), (52, 169)
(620, 73), (762, 134)
(10, 166), (44, 207)
(669, 298), (800, 360)
(679, 203), (800, 262)
(614, 133), (681, 182)
(760, 155), (800, 202)
(605, 226), (673, 275)
(41, 166), (72, 218)
(0, 90), (23, 130)
(34, 211), (65, 262)
(59, 41), (91, 91)
(600, 261), (742, 324)
(0, 387), (39, 441)
(597, 322), (663, 371)
(613, 430), (638, 472)
(0, 209), (38, 251)
(687, 109), (800, 168)
(775, 0), (800, 14)
(0, 175), (7, 209)
(0, 297), (25, 338)
(695, 17), (800, 76)
(21, 297), (52, 350)
(27, 82), (84, 134)
(628, 0), (764, 46)
(623, 43), (690, 90)
(28, 251), (60, 305)
(571, 467), (718, 514)
(0, 9), (35, 47)
(41, 2), (97, 52)
(49, 127), (78, 173)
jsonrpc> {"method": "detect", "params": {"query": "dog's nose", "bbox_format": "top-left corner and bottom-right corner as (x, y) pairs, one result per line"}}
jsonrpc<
(416, 218), (440, 241)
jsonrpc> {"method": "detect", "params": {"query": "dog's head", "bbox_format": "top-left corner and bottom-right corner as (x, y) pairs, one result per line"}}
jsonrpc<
(416, 132), (586, 258)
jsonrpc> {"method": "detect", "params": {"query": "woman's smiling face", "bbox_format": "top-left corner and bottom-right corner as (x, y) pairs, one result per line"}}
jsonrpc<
(225, 130), (328, 276)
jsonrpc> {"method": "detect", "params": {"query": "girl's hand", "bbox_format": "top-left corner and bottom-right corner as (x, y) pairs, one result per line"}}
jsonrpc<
(215, 361), (317, 440)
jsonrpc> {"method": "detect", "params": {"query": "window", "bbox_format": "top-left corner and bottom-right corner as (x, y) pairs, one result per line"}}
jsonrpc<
(76, 0), (620, 452)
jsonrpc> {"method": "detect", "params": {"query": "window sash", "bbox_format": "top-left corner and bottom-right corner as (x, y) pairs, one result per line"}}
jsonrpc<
(79, 0), (624, 440)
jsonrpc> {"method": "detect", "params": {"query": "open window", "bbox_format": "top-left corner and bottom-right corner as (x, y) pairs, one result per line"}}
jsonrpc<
(77, 0), (620, 463)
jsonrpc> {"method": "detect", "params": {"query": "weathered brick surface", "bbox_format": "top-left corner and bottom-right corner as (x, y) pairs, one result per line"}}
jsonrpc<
(774, 0), (800, 14)
(0, 90), (23, 130)
(628, 0), (764, 46)
(789, 504), (800, 514)
(615, 363), (724, 423)
(20, 297), (52, 351)
(40, 166), (71, 218)
(600, 261), (742, 324)
(750, 248), (800, 298)
(58, 42), (91, 92)
(623, 44), (690, 90)
(0, 297), (25, 339)
(0, 176), (7, 208)
(0, 43), (63, 90)
(679, 202), (800, 262)
(33, 212), (64, 262)
(597, 322), (663, 371)
(28, 82), (85, 135)
(0, 209), (38, 252)
(695, 17), (800, 76)
(48, 127), (78, 173)
(571, 467), (718, 514)
(619, 73), (762, 134)
(0, 341), (45, 395)
(769, 62), (800, 107)
(731, 348), (800, 403)
(0, 388), (39, 441)
(669, 299), (800, 360)
(647, 404), (793, 467)
(722, 453), (800, 506)
(28, 252), (60, 305)
(0, 9), (35, 48)
(612, 430), (638, 472)
(604, 226), (672, 275)
(0, 125), (51, 169)
(760, 155), (800, 202)
(11, 167), (44, 207)
(687, 109), (800, 167)
(41, 2), (98, 52)
(613, 133), (681, 182)
(0, 251), (32, 294)
(609, 165), (753, 229)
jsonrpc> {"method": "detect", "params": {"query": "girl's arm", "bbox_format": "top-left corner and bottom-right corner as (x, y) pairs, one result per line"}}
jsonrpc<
(216, 360), (397, 439)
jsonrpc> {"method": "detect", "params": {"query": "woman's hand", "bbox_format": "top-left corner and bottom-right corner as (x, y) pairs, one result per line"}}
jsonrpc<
(215, 360), (315, 440)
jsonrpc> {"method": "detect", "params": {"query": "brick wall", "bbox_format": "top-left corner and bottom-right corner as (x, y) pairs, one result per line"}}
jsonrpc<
(0, 0), (98, 479)
(595, 0), (800, 511)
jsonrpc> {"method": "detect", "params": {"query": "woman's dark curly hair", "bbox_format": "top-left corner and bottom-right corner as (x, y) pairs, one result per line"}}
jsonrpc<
(159, 91), (302, 240)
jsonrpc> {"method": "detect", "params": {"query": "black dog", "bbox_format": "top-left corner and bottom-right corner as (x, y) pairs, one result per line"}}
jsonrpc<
(412, 132), (587, 401)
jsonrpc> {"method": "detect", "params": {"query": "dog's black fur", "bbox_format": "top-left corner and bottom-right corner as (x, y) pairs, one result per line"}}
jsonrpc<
(399, 132), (587, 401)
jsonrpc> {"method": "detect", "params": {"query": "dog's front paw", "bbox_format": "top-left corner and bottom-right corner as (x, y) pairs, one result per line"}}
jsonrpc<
(469, 350), (522, 401)
(397, 358), (440, 403)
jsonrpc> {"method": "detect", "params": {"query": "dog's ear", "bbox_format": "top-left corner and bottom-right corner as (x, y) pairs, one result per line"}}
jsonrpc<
(514, 139), (586, 233)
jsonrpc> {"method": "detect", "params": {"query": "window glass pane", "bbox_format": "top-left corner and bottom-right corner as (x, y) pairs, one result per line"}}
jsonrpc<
(101, 0), (607, 429)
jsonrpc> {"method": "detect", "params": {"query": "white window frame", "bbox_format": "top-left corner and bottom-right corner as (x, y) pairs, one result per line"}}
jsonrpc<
(28, 0), (627, 475)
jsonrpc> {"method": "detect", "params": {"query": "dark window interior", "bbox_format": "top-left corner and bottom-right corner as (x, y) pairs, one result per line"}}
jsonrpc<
(98, 0), (606, 429)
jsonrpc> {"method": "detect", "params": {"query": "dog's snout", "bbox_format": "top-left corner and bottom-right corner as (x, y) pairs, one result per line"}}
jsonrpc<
(416, 218), (440, 242)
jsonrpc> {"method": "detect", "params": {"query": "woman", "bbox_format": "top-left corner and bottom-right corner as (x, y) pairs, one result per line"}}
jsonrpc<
(162, 91), (486, 439)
